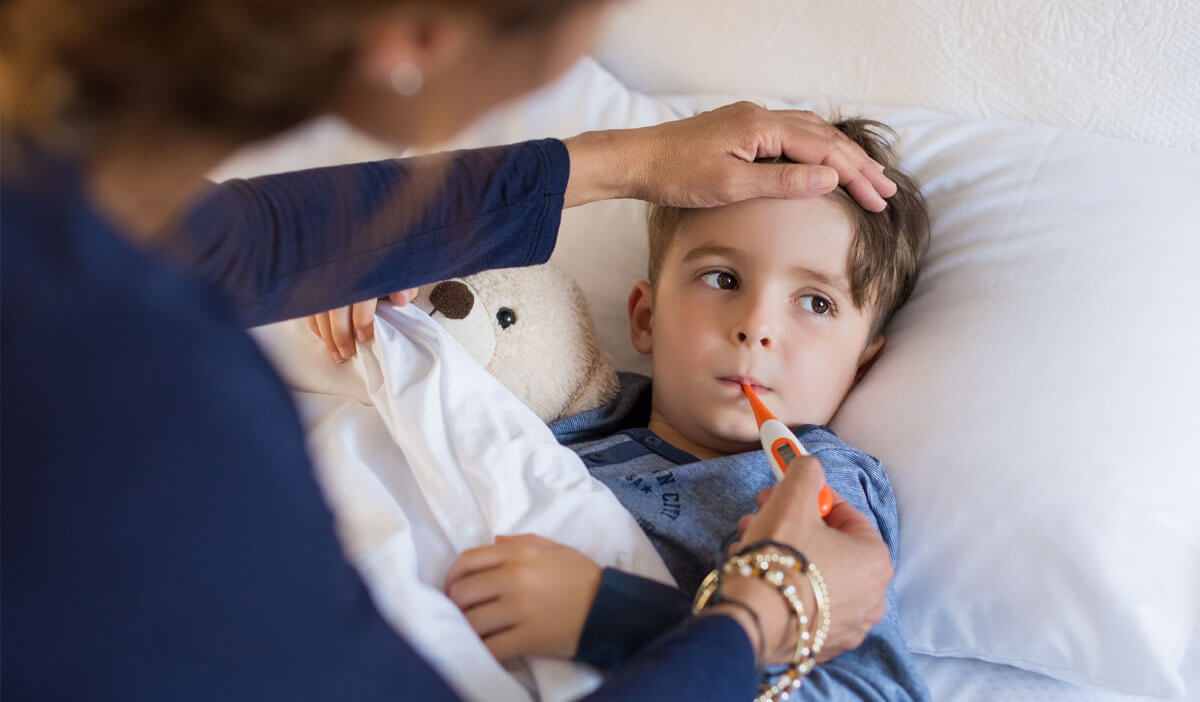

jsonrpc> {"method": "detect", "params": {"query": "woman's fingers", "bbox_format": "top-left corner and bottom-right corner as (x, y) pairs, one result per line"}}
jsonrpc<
(389, 287), (420, 306)
(313, 313), (342, 363)
(327, 306), (356, 360)
(306, 294), (402, 363)
(351, 299), (377, 344)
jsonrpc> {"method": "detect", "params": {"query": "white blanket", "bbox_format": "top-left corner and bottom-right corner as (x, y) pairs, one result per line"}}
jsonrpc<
(252, 304), (674, 702)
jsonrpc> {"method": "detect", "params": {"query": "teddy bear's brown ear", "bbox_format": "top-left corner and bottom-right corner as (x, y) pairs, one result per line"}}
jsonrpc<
(556, 348), (619, 422)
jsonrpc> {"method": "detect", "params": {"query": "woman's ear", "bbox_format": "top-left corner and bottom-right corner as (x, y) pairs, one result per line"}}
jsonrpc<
(854, 334), (886, 384)
(355, 7), (476, 86)
(627, 281), (655, 355)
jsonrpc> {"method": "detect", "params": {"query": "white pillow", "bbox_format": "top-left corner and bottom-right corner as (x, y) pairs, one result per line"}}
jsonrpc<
(425, 60), (1200, 696)
(215, 58), (1200, 696)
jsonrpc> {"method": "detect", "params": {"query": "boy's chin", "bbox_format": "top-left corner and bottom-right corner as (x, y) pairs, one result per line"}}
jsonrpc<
(708, 429), (762, 455)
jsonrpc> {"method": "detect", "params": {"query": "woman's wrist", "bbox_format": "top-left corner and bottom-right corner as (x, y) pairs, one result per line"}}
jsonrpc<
(562, 129), (645, 207)
(719, 557), (818, 662)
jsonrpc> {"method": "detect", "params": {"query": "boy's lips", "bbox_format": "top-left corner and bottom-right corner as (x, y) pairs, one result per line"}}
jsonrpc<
(718, 375), (770, 392)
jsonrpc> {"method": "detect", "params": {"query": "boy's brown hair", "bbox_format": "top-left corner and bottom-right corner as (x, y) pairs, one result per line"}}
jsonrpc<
(647, 118), (930, 341)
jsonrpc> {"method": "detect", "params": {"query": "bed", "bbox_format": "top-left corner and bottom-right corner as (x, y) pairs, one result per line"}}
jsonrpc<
(214, 1), (1200, 699)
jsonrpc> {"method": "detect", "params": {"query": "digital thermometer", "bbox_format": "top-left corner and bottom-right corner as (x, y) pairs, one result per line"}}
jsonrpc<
(742, 384), (834, 518)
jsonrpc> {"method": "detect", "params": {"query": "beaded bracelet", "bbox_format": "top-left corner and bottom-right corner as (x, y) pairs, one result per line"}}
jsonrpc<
(692, 545), (831, 702)
(734, 539), (809, 570)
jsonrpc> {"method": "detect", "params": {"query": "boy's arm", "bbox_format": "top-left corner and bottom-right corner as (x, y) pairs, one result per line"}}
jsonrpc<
(444, 534), (691, 668)
(797, 441), (930, 701)
(166, 140), (567, 327)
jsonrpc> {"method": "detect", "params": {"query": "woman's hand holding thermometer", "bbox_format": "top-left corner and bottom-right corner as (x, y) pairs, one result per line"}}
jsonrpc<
(742, 384), (834, 518)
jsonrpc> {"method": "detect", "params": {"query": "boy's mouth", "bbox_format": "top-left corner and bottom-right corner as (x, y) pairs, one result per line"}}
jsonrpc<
(717, 375), (770, 393)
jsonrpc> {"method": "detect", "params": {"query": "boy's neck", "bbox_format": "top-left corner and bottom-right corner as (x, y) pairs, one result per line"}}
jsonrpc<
(645, 410), (730, 462)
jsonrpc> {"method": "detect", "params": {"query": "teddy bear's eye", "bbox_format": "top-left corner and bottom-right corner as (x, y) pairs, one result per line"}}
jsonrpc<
(496, 307), (517, 329)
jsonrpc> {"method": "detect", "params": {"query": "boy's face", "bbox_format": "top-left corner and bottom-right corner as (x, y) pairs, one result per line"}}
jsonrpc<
(629, 195), (884, 459)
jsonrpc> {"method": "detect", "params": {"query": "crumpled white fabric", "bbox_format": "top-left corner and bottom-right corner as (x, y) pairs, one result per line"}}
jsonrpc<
(251, 304), (674, 702)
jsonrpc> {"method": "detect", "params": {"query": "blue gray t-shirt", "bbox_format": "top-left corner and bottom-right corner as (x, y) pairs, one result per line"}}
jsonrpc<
(554, 373), (930, 701)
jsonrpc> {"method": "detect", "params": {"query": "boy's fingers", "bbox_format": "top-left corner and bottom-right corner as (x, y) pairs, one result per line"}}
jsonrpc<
(754, 486), (775, 507)
(482, 626), (528, 662)
(463, 600), (520, 640)
(304, 315), (320, 339)
(445, 569), (507, 611)
(443, 545), (510, 590)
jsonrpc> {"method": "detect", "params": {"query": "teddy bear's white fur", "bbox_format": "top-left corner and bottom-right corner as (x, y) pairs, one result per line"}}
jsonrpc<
(413, 264), (620, 424)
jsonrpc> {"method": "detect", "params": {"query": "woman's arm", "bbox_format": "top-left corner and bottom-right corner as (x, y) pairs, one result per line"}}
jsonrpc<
(583, 613), (758, 701)
(170, 140), (568, 327)
(576, 568), (692, 670)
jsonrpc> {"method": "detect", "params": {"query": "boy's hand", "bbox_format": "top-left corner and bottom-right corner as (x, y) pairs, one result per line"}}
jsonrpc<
(444, 534), (603, 662)
(304, 288), (419, 363)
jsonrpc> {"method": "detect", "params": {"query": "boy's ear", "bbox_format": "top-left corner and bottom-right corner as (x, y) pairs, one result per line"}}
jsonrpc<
(627, 281), (654, 355)
(854, 334), (886, 384)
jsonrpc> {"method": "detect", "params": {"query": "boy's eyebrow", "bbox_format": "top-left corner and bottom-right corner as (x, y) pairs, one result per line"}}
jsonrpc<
(680, 244), (744, 263)
(792, 266), (852, 297)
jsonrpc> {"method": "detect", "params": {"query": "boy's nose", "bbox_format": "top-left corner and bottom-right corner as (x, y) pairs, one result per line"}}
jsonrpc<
(737, 329), (772, 348)
(733, 293), (775, 348)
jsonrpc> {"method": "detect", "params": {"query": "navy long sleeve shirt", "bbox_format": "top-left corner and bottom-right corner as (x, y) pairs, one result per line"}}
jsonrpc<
(1, 140), (755, 701)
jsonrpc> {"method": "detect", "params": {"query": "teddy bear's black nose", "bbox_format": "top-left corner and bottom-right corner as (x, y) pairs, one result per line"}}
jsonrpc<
(429, 280), (474, 319)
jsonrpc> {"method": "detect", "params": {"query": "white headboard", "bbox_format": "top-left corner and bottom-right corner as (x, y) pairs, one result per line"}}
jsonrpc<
(593, 0), (1200, 153)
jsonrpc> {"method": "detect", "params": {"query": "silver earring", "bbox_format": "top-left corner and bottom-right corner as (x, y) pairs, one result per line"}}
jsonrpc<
(389, 62), (423, 96)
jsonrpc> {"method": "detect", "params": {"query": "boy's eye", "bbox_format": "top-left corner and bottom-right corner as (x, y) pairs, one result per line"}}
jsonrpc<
(797, 294), (833, 315)
(699, 271), (739, 290)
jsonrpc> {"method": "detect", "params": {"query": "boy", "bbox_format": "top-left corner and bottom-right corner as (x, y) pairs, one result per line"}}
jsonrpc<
(447, 118), (931, 699)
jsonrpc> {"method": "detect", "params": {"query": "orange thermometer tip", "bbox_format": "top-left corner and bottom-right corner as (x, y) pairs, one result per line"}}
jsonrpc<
(741, 383), (775, 428)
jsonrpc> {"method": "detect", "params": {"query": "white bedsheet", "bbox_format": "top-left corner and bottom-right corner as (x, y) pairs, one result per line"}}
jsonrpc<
(916, 630), (1200, 701)
(251, 304), (674, 702)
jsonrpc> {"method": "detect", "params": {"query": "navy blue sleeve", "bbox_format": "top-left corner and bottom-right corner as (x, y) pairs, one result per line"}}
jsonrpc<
(576, 568), (692, 670)
(169, 139), (567, 326)
(585, 614), (758, 701)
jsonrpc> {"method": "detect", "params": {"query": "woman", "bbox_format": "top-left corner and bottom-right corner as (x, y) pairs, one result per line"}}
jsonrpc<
(1, 0), (898, 699)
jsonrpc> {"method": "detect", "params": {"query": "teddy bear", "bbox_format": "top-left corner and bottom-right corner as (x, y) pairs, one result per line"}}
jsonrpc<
(412, 264), (620, 424)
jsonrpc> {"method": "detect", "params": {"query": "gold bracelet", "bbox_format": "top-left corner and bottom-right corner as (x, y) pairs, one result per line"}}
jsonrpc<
(806, 562), (831, 659)
(693, 547), (831, 702)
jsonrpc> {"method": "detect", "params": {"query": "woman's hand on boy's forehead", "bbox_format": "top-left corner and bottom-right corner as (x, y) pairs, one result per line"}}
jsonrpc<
(773, 108), (899, 212)
(565, 101), (897, 212)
